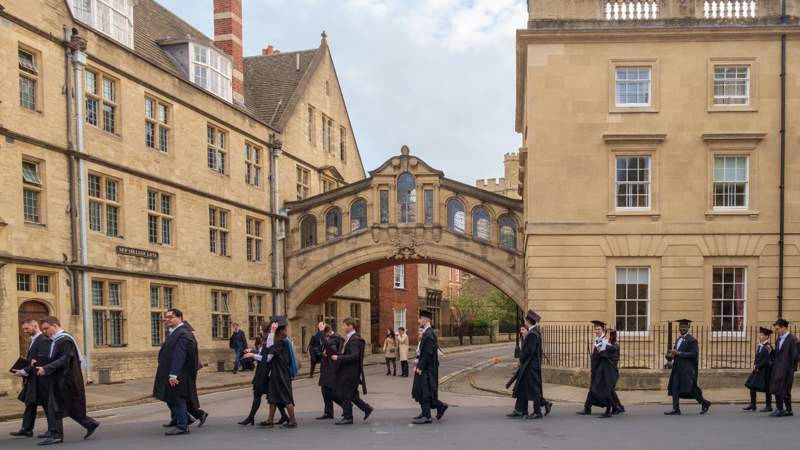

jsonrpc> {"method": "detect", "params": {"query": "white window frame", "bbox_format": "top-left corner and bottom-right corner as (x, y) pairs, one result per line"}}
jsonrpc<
(615, 267), (650, 337)
(615, 155), (651, 210)
(615, 67), (651, 108)
(393, 308), (407, 332)
(711, 267), (747, 337)
(713, 155), (749, 210)
(69, 0), (134, 48)
(393, 265), (405, 289)
(713, 65), (750, 106)
(189, 42), (233, 102)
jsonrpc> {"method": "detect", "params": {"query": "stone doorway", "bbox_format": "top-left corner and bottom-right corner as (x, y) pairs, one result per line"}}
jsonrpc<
(18, 300), (49, 358)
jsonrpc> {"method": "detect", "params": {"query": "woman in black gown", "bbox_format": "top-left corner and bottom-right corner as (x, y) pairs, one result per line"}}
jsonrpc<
(265, 323), (297, 428)
(239, 321), (288, 426)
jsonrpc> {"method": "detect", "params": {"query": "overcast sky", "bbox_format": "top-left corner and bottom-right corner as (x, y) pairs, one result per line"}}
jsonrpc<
(157, 0), (526, 184)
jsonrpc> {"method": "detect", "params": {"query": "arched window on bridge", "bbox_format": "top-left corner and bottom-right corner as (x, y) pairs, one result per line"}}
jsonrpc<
(350, 199), (367, 232)
(447, 199), (465, 234)
(397, 172), (416, 224)
(325, 208), (342, 241)
(498, 215), (517, 250)
(300, 215), (317, 249)
(472, 207), (491, 241)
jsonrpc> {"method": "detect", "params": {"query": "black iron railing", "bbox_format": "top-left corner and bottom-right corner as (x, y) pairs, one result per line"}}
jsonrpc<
(538, 324), (800, 370)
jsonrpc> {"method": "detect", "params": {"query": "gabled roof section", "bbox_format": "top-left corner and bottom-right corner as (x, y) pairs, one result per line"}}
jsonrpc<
(320, 165), (346, 182)
(369, 146), (445, 178)
(244, 48), (320, 129)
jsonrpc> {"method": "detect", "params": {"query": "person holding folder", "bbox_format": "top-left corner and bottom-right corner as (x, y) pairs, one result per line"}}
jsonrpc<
(9, 319), (51, 438)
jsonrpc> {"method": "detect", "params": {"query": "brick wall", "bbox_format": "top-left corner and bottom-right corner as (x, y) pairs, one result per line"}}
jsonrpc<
(371, 265), (418, 351)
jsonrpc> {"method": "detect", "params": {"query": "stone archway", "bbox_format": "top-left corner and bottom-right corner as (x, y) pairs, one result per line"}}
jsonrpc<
(18, 300), (49, 358)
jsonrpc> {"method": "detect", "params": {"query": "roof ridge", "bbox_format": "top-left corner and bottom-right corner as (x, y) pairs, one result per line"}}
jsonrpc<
(244, 48), (318, 59)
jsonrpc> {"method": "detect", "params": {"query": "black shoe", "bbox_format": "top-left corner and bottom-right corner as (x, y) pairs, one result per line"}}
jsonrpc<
(576, 409), (592, 415)
(162, 420), (177, 428)
(599, 411), (612, 419)
(83, 422), (99, 440)
(612, 407), (624, 415)
(9, 430), (33, 438)
(700, 401), (711, 415)
(525, 413), (543, 420)
(363, 405), (374, 421)
(769, 409), (784, 417)
(760, 406), (774, 413)
(506, 410), (526, 418)
(37, 433), (51, 439)
(238, 417), (255, 426)
(544, 401), (553, 416)
(258, 421), (274, 428)
(281, 422), (298, 429)
(335, 418), (353, 425)
(436, 404), (448, 421)
(315, 414), (333, 420)
(743, 404), (756, 411)
(411, 417), (432, 425)
(413, 414), (424, 420)
(164, 429), (189, 436)
(277, 416), (288, 425)
(197, 412), (209, 428)
(664, 410), (681, 415)
(37, 437), (63, 446)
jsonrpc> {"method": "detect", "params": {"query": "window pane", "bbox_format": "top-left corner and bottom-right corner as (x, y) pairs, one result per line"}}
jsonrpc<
(92, 280), (104, 305)
(36, 275), (50, 293)
(108, 283), (120, 306)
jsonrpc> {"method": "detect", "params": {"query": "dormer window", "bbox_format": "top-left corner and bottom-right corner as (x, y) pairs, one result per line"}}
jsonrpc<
(69, 0), (134, 49)
(190, 43), (232, 102)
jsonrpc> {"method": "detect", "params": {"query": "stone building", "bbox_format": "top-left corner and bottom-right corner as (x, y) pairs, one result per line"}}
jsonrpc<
(0, 0), (370, 394)
(475, 152), (521, 200)
(517, 0), (800, 330)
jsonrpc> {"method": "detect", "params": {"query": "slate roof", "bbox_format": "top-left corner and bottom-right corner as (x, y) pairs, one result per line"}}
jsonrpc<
(243, 49), (320, 129)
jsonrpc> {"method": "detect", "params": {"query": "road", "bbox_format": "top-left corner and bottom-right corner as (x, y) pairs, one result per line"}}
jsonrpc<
(1, 344), (797, 449)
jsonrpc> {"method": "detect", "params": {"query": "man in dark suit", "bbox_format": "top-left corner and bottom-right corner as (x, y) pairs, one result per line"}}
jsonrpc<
(316, 325), (341, 420)
(307, 321), (326, 378)
(411, 310), (448, 424)
(9, 319), (51, 438)
(744, 327), (774, 412)
(229, 323), (247, 374)
(509, 310), (551, 420)
(331, 317), (373, 425)
(37, 316), (100, 445)
(769, 318), (798, 417)
(161, 321), (208, 429)
(153, 309), (196, 436)
(664, 319), (711, 416)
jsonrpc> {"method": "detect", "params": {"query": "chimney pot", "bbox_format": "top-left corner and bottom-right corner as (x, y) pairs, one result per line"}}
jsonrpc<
(262, 45), (274, 56)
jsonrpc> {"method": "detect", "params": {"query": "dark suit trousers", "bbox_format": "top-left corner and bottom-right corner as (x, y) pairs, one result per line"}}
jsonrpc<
(670, 378), (706, 411)
(46, 404), (97, 439)
(21, 403), (43, 432)
(515, 393), (542, 415)
(309, 358), (319, 378)
(321, 386), (334, 416)
(166, 398), (189, 431)
(749, 388), (772, 407)
(776, 393), (793, 412)
(340, 391), (369, 420)
(420, 398), (447, 419)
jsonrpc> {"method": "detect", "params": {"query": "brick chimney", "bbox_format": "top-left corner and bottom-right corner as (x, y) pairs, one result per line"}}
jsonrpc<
(213, 0), (244, 104)
(262, 45), (275, 56)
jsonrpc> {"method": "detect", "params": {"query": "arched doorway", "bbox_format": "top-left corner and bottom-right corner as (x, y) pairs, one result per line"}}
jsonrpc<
(18, 300), (49, 358)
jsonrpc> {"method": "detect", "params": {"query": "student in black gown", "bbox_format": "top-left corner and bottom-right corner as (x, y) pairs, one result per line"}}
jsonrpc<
(240, 320), (288, 426)
(664, 319), (711, 416)
(743, 327), (774, 412)
(607, 330), (625, 415)
(316, 325), (341, 420)
(411, 310), (448, 424)
(162, 320), (208, 429)
(769, 318), (798, 417)
(264, 318), (297, 428)
(509, 310), (552, 420)
(37, 316), (100, 445)
(9, 318), (51, 438)
(332, 317), (374, 425)
(577, 321), (619, 418)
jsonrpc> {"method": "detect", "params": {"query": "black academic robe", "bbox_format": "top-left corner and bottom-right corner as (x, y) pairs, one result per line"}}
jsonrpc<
(745, 342), (773, 392)
(184, 327), (202, 409)
(308, 331), (325, 363)
(587, 342), (619, 407)
(153, 325), (196, 402)
(334, 332), (367, 402)
(412, 327), (440, 403)
(769, 333), (799, 398)
(266, 338), (294, 406)
(319, 335), (342, 389)
(41, 333), (87, 417)
(512, 327), (543, 403)
(251, 343), (271, 395)
(18, 333), (51, 406)
(666, 333), (702, 399)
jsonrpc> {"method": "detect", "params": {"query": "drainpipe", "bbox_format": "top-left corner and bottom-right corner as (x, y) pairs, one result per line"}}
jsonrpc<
(69, 29), (93, 382)
(778, 2), (787, 319)
(63, 27), (80, 315)
(269, 136), (284, 315)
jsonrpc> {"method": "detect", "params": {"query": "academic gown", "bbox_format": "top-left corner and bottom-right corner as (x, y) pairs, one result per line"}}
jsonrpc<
(769, 333), (799, 398)
(412, 327), (440, 404)
(266, 338), (294, 406)
(334, 333), (367, 402)
(153, 325), (196, 403)
(41, 334), (87, 417)
(666, 333), (702, 399)
(745, 343), (773, 392)
(587, 343), (619, 407)
(251, 343), (271, 395)
(18, 334), (51, 406)
(512, 327), (543, 403)
(319, 335), (342, 390)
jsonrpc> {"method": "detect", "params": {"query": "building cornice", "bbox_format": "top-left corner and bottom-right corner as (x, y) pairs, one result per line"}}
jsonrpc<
(603, 133), (667, 145)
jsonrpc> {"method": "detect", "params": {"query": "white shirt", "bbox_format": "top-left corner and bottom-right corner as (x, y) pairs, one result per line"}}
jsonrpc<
(595, 334), (608, 352)
(675, 334), (686, 351)
(778, 332), (789, 351)
(254, 332), (276, 362)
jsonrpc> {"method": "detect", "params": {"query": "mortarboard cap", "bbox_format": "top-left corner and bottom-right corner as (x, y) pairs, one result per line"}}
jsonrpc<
(419, 310), (433, 320)
(676, 318), (692, 326)
(759, 327), (774, 336)
(591, 320), (606, 328)
(525, 310), (541, 324)
(270, 315), (288, 327)
(774, 318), (790, 328)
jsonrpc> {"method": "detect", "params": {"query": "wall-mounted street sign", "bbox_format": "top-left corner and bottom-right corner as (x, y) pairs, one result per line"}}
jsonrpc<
(116, 245), (159, 260)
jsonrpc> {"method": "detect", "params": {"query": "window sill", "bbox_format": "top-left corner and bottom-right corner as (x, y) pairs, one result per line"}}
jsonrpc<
(607, 211), (660, 221)
(145, 146), (170, 156)
(207, 169), (229, 177)
(609, 106), (659, 114)
(711, 332), (749, 341)
(24, 222), (47, 228)
(95, 344), (128, 349)
(704, 209), (759, 220)
(708, 105), (758, 113)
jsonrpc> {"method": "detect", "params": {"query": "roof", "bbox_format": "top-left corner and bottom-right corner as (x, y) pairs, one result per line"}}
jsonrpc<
(243, 48), (320, 129)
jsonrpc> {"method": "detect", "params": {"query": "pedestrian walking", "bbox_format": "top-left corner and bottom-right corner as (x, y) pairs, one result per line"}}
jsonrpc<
(577, 321), (618, 418)
(316, 325), (341, 420)
(153, 309), (196, 436)
(769, 319), (798, 417)
(240, 320), (289, 426)
(508, 310), (551, 420)
(229, 323), (248, 374)
(263, 317), (298, 428)
(664, 319), (711, 416)
(411, 310), (448, 424)
(397, 327), (410, 377)
(743, 327), (774, 412)
(607, 330), (625, 415)
(383, 328), (398, 376)
(332, 318), (373, 425)
(9, 319), (51, 439)
(37, 316), (100, 445)
(307, 322), (325, 378)
(161, 321), (208, 429)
